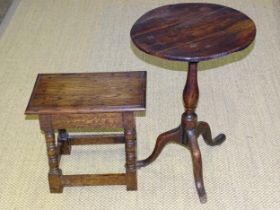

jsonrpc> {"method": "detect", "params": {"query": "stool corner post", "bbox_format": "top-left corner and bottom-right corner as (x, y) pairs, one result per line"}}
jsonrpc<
(122, 112), (138, 191)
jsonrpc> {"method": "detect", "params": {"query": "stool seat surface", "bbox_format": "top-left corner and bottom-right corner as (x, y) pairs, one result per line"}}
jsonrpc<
(130, 3), (256, 62)
(25, 71), (146, 114)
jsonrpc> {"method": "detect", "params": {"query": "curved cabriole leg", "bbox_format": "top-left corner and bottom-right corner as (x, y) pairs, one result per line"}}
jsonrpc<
(187, 129), (207, 203)
(137, 126), (182, 168)
(196, 121), (226, 146)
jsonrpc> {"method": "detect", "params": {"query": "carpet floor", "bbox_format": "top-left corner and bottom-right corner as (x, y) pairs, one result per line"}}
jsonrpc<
(0, 0), (279, 209)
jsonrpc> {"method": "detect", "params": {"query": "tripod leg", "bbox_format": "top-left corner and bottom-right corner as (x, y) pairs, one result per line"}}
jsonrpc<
(196, 121), (225, 146)
(187, 129), (207, 203)
(137, 126), (182, 168)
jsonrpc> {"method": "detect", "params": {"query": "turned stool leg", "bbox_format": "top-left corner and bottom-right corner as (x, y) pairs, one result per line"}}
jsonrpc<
(44, 131), (63, 193)
(123, 113), (137, 191)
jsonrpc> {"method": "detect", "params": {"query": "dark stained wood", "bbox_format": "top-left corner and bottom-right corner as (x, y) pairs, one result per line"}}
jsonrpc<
(196, 122), (226, 146)
(51, 113), (123, 130)
(69, 134), (125, 145)
(62, 174), (127, 186)
(43, 124), (63, 193)
(183, 62), (199, 113)
(131, 3), (255, 203)
(131, 3), (256, 62)
(57, 129), (71, 155)
(136, 63), (226, 204)
(26, 71), (146, 192)
(187, 129), (206, 203)
(123, 112), (138, 190)
(181, 62), (206, 202)
(25, 71), (146, 114)
(137, 126), (183, 168)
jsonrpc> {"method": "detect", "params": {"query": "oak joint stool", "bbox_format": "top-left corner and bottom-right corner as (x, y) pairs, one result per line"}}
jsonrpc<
(25, 71), (146, 192)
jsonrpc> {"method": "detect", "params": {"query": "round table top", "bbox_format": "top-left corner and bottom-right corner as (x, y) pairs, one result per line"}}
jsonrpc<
(130, 3), (256, 62)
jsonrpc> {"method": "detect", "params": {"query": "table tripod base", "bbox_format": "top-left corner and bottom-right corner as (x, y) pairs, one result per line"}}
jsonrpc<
(137, 121), (225, 203)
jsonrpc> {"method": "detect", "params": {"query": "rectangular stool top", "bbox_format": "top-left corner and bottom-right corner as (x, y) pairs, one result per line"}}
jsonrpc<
(25, 71), (146, 114)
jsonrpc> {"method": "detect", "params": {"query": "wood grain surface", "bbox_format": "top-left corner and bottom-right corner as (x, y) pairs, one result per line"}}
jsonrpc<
(131, 3), (256, 62)
(25, 71), (146, 114)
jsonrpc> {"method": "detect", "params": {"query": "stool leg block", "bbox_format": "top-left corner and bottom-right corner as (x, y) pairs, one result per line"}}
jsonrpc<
(49, 173), (63, 193)
(126, 171), (137, 191)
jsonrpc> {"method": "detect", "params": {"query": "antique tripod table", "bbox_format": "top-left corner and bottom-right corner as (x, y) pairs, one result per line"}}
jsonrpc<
(130, 3), (256, 203)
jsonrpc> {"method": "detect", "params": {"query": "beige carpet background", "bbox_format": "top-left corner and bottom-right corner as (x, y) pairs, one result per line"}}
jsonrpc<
(0, 0), (279, 209)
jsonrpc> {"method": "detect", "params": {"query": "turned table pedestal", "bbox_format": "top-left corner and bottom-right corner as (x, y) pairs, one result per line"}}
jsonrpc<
(130, 3), (256, 203)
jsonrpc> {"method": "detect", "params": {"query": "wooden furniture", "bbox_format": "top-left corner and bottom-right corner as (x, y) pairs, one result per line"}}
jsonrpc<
(131, 3), (256, 203)
(25, 71), (146, 192)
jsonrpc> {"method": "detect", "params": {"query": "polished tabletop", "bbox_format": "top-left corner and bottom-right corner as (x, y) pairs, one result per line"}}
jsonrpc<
(131, 3), (256, 62)
(25, 72), (146, 114)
